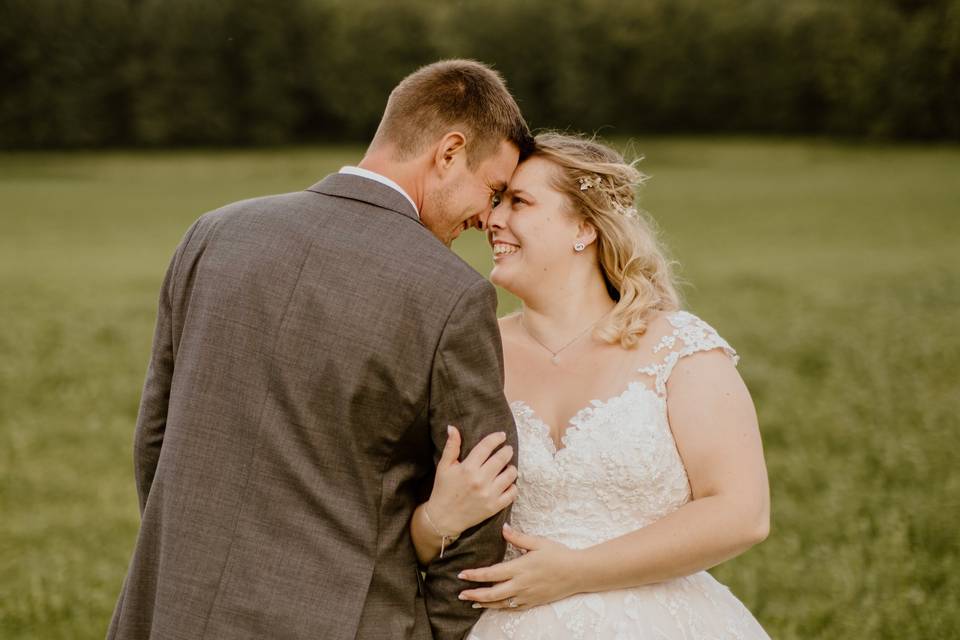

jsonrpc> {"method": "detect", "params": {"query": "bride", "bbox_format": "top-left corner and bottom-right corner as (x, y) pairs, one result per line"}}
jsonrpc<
(409, 132), (771, 638)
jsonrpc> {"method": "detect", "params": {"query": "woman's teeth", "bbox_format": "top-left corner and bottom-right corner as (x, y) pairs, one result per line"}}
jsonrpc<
(493, 244), (519, 256)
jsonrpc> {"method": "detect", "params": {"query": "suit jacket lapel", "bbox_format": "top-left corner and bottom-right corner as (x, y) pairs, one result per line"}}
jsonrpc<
(306, 174), (420, 223)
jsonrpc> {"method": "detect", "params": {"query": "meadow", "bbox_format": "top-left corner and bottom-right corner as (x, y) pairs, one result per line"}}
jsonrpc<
(1, 139), (957, 638)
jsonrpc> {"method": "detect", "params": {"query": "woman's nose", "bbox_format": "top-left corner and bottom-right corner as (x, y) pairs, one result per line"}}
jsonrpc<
(483, 204), (508, 230)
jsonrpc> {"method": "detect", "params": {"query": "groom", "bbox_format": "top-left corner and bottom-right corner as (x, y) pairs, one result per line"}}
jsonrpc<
(108, 60), (533, 640)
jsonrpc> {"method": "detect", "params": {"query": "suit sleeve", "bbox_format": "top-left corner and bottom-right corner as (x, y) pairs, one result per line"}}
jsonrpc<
(133, 222), (199, 513)
(423, 278), (519, 640)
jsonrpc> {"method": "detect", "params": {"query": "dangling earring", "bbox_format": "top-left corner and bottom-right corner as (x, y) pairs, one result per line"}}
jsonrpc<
(574, 242), (586, 252)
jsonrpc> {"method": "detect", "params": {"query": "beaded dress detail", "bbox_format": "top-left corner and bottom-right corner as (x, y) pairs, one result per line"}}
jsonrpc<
(467, 311), (769, 640)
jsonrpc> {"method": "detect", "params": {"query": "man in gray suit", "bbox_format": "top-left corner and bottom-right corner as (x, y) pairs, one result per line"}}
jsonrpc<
(108, 59), (534, 640)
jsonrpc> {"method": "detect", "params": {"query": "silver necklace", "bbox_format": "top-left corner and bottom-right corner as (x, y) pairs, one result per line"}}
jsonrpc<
(519, 310), (609, 365)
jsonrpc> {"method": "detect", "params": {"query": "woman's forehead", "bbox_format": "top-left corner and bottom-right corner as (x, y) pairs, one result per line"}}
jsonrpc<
(507, 157), (556, 194)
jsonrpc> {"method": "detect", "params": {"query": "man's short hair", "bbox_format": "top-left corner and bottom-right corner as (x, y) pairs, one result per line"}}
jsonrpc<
(371, 59), (534, 167)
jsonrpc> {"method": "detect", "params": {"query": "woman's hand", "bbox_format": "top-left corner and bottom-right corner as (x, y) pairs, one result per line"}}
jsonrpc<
(457, 524), (580, 610)
(424, 426), (518, 538)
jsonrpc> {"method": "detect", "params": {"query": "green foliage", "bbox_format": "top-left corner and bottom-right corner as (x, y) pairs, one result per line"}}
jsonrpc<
(0, 140), (959, 638)
(1, 0), (958, 148)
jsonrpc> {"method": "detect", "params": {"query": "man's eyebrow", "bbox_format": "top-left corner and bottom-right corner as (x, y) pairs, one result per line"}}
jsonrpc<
(492, 180), (508, 192)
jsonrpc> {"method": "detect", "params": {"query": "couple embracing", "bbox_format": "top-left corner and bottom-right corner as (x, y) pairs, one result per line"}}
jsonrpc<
(108, 60), (770, 639)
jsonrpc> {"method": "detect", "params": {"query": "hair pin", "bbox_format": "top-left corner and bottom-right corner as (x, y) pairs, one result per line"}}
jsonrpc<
(613, 201), (640, 219)
(578, 175), (602, 191)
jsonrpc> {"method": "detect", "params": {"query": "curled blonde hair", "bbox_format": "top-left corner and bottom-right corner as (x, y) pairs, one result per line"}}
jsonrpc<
(532, 132), (681, 348)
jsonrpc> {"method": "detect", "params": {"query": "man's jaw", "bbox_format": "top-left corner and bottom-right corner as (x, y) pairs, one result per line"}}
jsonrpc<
(449, 216), (482, 243)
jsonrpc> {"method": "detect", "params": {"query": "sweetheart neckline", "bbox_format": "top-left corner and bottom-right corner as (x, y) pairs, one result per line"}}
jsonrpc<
(509, 381), (663, 458)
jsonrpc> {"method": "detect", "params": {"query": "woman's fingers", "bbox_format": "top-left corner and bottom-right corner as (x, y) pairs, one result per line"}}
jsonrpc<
(492, 465), (518, 493)
(496, 484), (519, 510)
(459, 579), (518, 603)
(462, 431), (508, 468)
(502, 523), (542, 551)
(472, 598), (524, 610)
(438, 425), (462, 468)
(458, 557), (516, 583)
(480, 442), (514, 477)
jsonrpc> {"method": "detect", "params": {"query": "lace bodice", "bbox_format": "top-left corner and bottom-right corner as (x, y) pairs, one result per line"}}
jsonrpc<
(505, 311), (738, 555)
(467, 311), (769, 640)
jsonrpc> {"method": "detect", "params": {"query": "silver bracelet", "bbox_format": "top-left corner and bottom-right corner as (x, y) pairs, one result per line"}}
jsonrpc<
(423, 505), (459, 558)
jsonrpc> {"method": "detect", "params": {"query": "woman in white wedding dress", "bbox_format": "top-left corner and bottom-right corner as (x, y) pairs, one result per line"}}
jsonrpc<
(409, 133), (771, 639)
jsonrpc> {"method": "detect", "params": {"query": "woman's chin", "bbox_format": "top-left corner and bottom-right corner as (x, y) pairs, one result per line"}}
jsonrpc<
(490, 265), (516, 292)
(491, 270), (528, 303)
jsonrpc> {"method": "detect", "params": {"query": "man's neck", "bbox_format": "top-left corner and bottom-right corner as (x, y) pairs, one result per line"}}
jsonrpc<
(357, 153), (424, 214)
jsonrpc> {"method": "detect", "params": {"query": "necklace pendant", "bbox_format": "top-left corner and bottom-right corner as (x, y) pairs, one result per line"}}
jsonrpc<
(551, 354), (560, 365)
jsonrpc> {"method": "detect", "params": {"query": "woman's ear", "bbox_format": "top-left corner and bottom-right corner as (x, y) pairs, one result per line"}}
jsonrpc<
(433, 131), (467, 175)
(576, 220), (598, 247)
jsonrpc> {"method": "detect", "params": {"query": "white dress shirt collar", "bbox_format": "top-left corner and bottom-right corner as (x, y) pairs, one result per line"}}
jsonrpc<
(339, 166), (419, 219)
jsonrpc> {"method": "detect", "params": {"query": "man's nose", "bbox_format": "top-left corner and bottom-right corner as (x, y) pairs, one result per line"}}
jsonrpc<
(476, 208), (492, 230)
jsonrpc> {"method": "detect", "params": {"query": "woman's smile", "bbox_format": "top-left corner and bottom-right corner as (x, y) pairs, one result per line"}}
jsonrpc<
(492, 240), (521, 260)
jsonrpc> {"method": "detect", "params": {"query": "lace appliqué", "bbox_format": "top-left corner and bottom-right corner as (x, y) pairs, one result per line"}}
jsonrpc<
(639, 310), (739, 397)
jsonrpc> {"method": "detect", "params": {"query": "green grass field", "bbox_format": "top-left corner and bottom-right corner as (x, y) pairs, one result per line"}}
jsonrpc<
(1, 139), (958, 638)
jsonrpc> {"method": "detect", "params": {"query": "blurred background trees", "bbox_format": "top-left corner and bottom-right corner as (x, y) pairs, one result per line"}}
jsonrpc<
(1, 0), (957, 148)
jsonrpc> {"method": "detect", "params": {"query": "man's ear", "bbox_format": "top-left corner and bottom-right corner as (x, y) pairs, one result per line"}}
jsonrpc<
(577, 220), (599, 247)
(434, 132), (467, 176)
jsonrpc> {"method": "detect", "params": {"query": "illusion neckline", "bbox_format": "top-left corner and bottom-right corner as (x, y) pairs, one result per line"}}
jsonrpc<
(509, 381), (663, 458)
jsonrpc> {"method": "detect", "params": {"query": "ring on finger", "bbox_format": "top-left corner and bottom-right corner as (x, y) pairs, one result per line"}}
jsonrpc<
(508, 597), (518, 608)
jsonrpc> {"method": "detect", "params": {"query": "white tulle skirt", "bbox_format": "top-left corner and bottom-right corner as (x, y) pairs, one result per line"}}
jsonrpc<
(466, 570), (769, 640)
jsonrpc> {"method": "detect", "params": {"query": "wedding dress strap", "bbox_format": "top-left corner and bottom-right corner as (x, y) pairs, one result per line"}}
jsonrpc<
(638, 310), (739, 397)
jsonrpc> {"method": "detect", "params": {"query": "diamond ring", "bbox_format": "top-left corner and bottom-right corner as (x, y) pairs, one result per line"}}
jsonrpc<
(508, 597), (518, 608)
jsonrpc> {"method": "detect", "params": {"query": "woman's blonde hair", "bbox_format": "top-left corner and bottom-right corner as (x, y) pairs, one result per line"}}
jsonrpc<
(531, 132), (681, 348)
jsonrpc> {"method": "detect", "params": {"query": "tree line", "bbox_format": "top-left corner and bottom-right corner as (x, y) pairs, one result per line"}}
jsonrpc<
(1, 0), (957, 148)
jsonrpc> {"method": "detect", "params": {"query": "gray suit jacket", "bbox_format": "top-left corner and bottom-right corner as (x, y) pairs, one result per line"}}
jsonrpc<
(107, 174), (518, 640)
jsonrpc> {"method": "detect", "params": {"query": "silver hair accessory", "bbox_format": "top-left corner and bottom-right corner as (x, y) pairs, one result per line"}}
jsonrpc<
(578, 175), (602, 191)
(613, 201), (640, 219)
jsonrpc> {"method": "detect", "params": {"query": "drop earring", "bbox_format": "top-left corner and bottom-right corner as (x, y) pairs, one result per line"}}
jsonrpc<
(574, 242), (586, 252)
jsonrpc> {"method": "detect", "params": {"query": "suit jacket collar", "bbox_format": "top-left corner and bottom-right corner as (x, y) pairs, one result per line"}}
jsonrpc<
(306, 174), (420, 223)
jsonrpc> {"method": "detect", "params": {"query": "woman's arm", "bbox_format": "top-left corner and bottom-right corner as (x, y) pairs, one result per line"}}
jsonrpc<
(459, 349), (769, 608)
(411, 426), (518, 565)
